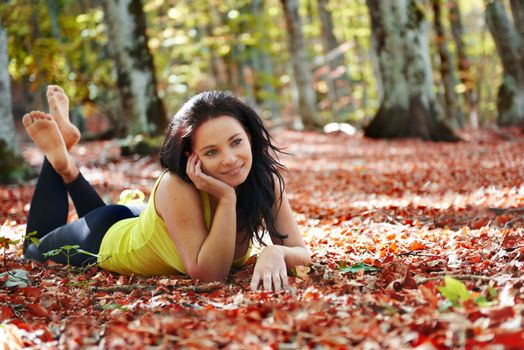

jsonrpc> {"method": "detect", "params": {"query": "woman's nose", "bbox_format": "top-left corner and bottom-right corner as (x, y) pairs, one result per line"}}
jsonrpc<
(222, 150), (237, 165)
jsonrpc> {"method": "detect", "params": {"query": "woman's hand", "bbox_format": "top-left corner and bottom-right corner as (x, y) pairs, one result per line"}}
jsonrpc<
(186, 153), (235, 201)
(250, 245), (289, 292)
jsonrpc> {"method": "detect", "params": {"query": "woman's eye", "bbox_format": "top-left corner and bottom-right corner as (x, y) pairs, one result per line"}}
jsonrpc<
(205, 150), (217, 157)
(232, 139), (242, 146)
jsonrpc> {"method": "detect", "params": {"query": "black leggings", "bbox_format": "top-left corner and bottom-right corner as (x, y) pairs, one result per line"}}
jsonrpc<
(24, 158), (138, 266)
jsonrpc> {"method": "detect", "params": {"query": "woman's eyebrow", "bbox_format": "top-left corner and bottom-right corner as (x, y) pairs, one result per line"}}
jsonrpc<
(199, 133), (241, 151)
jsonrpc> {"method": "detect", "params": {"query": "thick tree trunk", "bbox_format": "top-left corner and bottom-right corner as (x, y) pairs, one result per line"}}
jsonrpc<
(364, 0), (459, 141)
(486, 1), (524, 126)
(0, 24), (18, 155)
(0, 22), (26, 183)
(280, 0), (320, 129)
(317, 0), (352, 121)
(102, 0), (167, 136)
(448, 0), (477, 127)
(510, 0), (524, 39)
(432, 0), (464, 128)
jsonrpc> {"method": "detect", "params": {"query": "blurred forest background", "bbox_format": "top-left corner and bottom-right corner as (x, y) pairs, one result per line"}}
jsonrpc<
(1, 0), (524, 181)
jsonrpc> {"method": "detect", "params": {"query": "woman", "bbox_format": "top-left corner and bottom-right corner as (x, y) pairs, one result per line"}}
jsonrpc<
(23, 86), (311, 292)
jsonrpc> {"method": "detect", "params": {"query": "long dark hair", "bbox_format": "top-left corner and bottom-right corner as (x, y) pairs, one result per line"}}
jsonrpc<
(159, 91), (288, 245)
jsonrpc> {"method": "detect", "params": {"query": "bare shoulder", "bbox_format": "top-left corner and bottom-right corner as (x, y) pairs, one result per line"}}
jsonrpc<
(155, 172), (202, 219)
(272, 173), (286, 200)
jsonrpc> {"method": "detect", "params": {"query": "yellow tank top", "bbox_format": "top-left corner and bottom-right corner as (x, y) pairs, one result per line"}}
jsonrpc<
(97, 173), (251, 276)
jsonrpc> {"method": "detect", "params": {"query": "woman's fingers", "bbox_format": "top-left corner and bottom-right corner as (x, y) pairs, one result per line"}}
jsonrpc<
(195, 158), (202, 177)
(186, 154), (201, 184)
(250, 273), (261, 290)
(250, 270), (288, 292)
(263, 272), (272, 291)
(280, 269), (289, 290)
(272, 272), (282, 292)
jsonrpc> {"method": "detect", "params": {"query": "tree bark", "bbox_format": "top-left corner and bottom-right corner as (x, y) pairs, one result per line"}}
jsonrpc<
(432, 0), (464, 128)
(448, 0), (477, 127)
(317, 0), (352, 121)
(0, 22), (27, 183)
(486, 1), (524, 126)
(280, 0), (320, 129)
(102, 0), (167, 136)
(364, 0), (459, 141)
(0, 23), (18, 155)
(250, 0), (280, 122)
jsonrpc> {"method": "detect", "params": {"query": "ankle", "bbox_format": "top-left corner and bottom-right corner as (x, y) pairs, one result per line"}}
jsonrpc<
(59, 159), (79, 184)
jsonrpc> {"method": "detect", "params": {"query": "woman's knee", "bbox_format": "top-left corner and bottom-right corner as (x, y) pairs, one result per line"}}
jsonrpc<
(24, 243), (45, 262)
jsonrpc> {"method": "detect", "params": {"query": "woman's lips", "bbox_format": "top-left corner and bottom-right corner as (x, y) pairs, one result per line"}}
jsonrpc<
(222, 164), (243, 176)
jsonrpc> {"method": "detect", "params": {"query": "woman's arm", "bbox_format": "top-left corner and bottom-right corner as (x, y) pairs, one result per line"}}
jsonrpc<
(250, 186), (311, 291)
(156, 155), (237, 282)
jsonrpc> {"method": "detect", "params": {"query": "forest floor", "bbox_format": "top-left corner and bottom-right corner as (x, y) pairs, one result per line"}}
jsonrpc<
(1, 128), (524, 349)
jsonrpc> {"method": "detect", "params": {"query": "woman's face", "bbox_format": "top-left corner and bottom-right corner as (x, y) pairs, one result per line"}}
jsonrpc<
(191, 115), (253, 187)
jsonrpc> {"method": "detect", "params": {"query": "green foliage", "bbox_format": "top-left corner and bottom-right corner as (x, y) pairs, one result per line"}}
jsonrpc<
(24, 231), (40, 247)
(339, 261), (381, 274)
(117, 189), (145, 206)
(43, 244), (99, 268)
(437, 276), (471, 306)
(1, 0), (503, 125)
(438, 276), (498, 308)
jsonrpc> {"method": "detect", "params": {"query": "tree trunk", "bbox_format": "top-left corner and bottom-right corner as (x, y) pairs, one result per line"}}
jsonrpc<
(448, 0), (477, 127)
(250, 0), (280, 122)
(432, 0), (464, 129)
(102, 0), (167, 136)
(486, 1), (524, 126)
(0, 22), (26, 183)
(317, 0), (352, 122)
(280, 0), (320, 129)
(364, 0), (459, 141)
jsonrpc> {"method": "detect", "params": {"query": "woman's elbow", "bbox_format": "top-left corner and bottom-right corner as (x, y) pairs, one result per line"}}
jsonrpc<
(186, 266), (228, 283)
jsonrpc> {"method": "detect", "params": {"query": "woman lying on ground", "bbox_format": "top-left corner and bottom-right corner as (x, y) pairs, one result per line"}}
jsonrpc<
(22, 86), (311, 291)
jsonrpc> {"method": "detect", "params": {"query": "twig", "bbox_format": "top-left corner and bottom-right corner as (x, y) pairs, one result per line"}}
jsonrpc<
(398, 251), (439, 257)
(488, 207), (524, 215)
(90, 281), (224, 294)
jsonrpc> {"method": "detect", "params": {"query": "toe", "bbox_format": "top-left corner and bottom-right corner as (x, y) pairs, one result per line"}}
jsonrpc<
(22, 113), (33, 127)
(54, 85), (65, 95)
(32, 111), (46, 120)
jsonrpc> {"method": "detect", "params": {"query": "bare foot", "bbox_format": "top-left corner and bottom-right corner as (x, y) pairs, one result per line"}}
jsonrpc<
(23, 111), (79, 183)
(47, 85), (81, 150)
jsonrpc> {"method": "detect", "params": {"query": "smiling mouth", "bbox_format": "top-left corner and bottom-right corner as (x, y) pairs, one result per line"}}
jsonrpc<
(222, 164), (243, 176)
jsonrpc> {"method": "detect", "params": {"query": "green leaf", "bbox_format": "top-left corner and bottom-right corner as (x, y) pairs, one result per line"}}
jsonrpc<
(24, 231), (41, 247)
(473, 295), (497, 307)
(101, 303), (128, 311)
(437, 276), (471, 305)
(75, 249), (99, 258)
(340, 262), (381, 274)
(117, 189), (145, 205)
(43, 248), (62, 257)
(62, 245), (80, 251)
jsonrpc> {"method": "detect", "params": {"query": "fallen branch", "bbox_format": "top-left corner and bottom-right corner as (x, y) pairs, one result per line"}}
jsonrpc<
(488, 207), (524, 215)
(90, 281), (224, 294)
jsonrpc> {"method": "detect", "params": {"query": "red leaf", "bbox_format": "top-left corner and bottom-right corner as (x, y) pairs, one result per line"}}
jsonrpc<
(26, 303), (48, 318)
(19, 286), (42, 299)
(1, 305), (15, 320)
